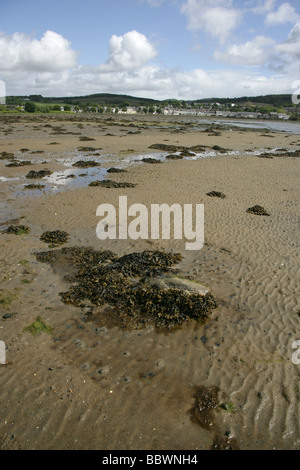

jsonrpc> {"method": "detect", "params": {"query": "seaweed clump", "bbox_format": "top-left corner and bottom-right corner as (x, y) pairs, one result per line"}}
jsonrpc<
(24, 184), (45, 190)
(72, 160), (101, 168)
(88, 179), (136, 188)
(2, 225), (30, 235)
(40, 230), (70, 246)
(0, 151), (15, 160)
(142, 157), (162, 164)
(206, 191), (226, 199)
(35, 247), (217, 329)
(107, 167), (127, 173)
(246, 205), (270, 216)
(5, 161), (32, 167)
(25, 169), (52, 179)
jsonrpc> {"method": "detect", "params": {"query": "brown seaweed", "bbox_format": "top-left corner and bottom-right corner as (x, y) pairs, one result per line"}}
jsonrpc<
(246, 205), (270, 216)
(2, 225), (30, 235)
(35, 247), (217, 329)
(5, 161), (32, 167)
(206, 191), (226, 199)
(25, 169), (52, 179)
(40, 230), (70, 246)
(72, 160), (101, 168)
(88, 179), (136, 188)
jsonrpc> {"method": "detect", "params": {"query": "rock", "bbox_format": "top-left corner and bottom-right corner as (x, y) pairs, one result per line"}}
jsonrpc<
(149, 276), (209, 296)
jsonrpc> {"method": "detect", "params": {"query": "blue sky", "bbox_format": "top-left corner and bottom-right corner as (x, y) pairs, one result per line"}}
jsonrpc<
(0, 0), (300, 99)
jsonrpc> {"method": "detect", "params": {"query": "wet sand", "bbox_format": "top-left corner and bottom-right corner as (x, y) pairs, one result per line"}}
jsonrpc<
(0, 113), (299, 450)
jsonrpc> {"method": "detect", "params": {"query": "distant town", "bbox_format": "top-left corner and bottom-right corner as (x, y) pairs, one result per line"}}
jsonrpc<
(2, 93), (300, 121)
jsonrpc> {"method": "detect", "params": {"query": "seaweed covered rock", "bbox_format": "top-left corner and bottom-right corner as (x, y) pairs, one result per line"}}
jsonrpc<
(246, 205), (270, 216)
(72, 160), (101, 168)
(35, 247), (217, 329)
(25, 169), (52, 179)
(40, 230), (70, 246)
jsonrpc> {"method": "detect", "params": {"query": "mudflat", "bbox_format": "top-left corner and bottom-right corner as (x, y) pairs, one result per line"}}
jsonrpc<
(0, 113), (299, 450)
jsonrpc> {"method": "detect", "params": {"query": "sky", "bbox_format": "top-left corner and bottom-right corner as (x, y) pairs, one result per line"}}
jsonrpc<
(0, 0), (300, 100)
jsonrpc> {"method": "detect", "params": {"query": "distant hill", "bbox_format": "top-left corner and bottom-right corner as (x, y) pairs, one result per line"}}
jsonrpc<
(6, 93), (159, 108)
(6, 93), (294, 109)
(195, 94), (292, 108)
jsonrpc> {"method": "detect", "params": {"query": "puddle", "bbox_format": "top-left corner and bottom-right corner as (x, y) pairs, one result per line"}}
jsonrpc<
(43, 167), (108, 187)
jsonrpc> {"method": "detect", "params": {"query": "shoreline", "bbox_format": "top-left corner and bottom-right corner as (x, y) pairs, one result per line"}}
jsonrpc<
(0, 114), (299, 450)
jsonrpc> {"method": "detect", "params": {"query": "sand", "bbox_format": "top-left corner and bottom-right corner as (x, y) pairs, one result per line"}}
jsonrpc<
(0, 113), (299, 450)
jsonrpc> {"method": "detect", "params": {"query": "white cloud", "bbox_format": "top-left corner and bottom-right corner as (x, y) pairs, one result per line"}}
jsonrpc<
(3, 61), (296, 101)
(265, 2), (300, 25)
(99, 30), (157, 72)
(214, 35), (276, 66)
(181, 0), (242, 43)
(251, 0), (276, 14)
(274, 22), (300, 59)
(0, 30), (78, 72)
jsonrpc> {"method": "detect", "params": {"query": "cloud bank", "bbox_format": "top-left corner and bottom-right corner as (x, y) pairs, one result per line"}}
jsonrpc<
(1, 1), (299, 100)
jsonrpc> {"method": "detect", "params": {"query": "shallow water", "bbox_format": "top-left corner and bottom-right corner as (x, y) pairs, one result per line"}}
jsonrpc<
(198, 118), (300, 134)
(6, 145), (299, 197)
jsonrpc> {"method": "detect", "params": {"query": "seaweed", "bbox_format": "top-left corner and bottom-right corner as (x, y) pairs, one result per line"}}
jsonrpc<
(25, 169), (52, 179)
(23, 316), (53, 336)
(35, 247), (217, 330)
(0, 151), (15, 160)
(79, 136), (96, 141)
(107, 167), (127, 173)
(24, 184), (45, 190)
(88, 179), (136, 188)
(72, 160), (101, 168)
(211, 145), (228, 153)
(142, 157), (162, 164)
(5, 161), (32, 167)
(246, 205), (270, 216)
(2, 225), (30, 235)
(77, 146), (101, 152)
(206, 191), (226, 199)
(165, 154), (183, 160)
(40, 230), (70, 246)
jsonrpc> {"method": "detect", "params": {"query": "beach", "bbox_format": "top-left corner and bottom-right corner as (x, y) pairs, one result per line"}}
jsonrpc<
(0, 113), (299, 450)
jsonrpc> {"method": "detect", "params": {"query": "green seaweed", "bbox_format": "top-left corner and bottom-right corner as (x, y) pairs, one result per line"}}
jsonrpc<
(24, 316), (53, 336)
